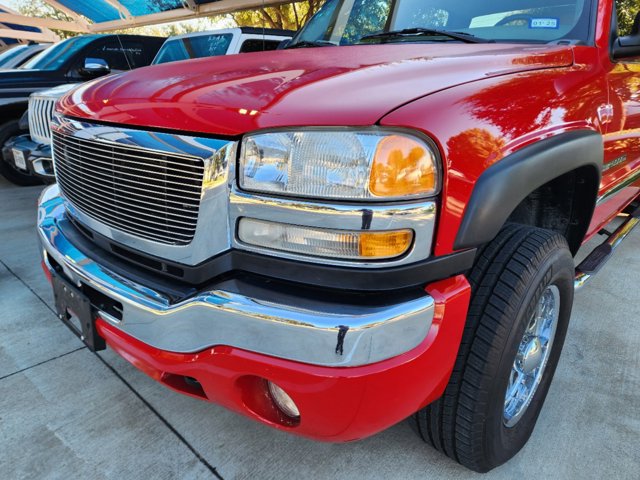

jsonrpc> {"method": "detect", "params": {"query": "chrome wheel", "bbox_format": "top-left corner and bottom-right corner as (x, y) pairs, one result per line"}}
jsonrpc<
(503, 285), (560, 427)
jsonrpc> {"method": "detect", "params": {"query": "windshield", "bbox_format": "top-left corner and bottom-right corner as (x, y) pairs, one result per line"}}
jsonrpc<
(20, 36), (96, 71)
(0, 45), (28, 66)
(291, 0), (594, 46)
(152, 34), (233, 65)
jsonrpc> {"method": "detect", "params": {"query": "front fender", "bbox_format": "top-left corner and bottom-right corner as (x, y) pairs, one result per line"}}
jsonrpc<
(454, 130), (603, 250)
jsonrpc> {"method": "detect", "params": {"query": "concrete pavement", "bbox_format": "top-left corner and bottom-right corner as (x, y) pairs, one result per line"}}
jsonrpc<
(0, 176), (638, 479)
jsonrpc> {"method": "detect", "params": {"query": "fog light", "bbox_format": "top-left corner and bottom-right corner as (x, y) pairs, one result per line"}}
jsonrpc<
(238, 218), (413, 260)
(267, 381), (300, 419)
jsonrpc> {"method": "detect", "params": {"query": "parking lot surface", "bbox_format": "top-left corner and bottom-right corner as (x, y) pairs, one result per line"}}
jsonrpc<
(1, 176), (638, 479)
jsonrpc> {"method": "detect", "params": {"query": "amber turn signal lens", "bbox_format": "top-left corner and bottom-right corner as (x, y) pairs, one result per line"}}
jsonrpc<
(238, 218), (413, 260)
(370, 135), (437, 197)
(358, 230), (414, 258)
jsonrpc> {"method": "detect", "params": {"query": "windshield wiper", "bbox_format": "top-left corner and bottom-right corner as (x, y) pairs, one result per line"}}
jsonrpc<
(360, 28), (493, 44)
(285, 40), (338, 49)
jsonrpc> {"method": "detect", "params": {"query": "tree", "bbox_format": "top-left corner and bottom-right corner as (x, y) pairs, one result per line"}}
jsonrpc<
(228, 0), (325, 31)
(15, 0), (321, 38)
(617, 0), (639, 36)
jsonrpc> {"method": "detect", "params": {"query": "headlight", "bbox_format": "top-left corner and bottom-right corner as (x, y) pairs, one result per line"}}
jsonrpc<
(239, 130), (439, 201)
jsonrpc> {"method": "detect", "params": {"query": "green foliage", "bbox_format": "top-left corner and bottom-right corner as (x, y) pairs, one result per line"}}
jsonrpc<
(14, 0), (322, 39)
(617, 0), (639, 36)
(228, 0), (325, 31)
(341, 0), (391, 44)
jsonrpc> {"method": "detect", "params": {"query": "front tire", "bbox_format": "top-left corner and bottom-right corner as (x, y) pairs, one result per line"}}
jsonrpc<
(413, 224), (574, 472)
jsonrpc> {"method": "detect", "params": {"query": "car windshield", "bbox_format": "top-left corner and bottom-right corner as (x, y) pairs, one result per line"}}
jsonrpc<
(20, 36), (96, 71)
(0, 45), (28, 66)
(152, 33), (233, 65)
(290, 0), (594, 46)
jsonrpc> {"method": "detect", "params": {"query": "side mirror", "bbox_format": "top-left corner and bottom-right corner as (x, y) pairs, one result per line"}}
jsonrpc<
(612, 34), (640, 59)
(613, 12), (640, 59)
(79, 57), (110, 77)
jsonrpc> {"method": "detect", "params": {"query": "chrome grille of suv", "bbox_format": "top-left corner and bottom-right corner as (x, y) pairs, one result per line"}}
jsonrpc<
(28, 96), (56, 145)
(52, 132), (204, 245)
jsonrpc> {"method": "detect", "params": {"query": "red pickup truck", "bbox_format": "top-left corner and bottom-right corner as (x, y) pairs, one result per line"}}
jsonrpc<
(37, 0), (640, 472)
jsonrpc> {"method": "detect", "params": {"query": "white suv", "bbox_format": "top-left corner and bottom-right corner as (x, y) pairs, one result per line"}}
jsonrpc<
(152, 27), (294, 65)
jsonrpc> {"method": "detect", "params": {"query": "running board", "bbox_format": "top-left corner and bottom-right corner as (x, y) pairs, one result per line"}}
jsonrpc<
(575, 207), (640, 290)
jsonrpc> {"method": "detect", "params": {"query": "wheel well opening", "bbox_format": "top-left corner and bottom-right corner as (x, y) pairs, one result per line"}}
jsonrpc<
(506, 166), (599, 255)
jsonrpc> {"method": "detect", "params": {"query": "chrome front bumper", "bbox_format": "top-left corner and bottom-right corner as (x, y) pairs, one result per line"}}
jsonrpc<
(2, 134), (53, 179)
(38, 185), (435, 367)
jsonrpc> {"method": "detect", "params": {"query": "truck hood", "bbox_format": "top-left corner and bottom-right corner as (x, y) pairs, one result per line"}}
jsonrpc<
(59, 43), (573, 137)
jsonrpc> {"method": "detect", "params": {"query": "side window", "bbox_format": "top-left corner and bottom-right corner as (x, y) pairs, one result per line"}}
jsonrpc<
(84, 40), (146, 72)
(239, 39), (283, 53)
(617, 0), (640, 36)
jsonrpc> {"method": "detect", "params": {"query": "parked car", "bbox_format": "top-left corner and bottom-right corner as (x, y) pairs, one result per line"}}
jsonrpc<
(37, 0), (640, 473)
(0, 42), (50, 70)
(152, 27), (294, 65)
(153, 27), (295, 65)
(1, 83), (76, 183)
(1, 28), (294, 185)
(0, 34), (165, 185)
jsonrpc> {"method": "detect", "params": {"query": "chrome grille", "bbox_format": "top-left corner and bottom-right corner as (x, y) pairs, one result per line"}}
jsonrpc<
(53, 132), (205, 245)
(28, 96), (56, 145)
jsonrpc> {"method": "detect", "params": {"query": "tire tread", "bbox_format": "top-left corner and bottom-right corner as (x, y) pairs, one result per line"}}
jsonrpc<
(413, 224), (570, 471)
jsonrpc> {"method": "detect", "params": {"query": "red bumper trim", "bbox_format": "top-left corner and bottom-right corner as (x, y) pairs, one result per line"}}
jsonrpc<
(96, 275), (470, 442)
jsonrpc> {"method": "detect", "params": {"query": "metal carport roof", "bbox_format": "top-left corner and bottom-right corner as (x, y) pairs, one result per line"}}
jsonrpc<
(0, 1), (292, 36)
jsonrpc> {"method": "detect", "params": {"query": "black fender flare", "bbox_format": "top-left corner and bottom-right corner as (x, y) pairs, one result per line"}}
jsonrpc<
(454, 130), (603, 250)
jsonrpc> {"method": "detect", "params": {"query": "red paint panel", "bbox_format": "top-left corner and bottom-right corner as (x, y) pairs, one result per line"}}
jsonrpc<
(381, 46), (608, 254)
(59, 44), (572, 136)
(95, 275), (470, 442)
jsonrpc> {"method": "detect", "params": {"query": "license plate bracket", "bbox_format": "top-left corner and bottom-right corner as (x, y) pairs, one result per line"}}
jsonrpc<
(12, 148), (27, 170)
(52, 272), (105, 351)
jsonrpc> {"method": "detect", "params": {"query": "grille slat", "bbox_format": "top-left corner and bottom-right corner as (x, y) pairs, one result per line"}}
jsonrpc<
(29, 97), (56, 145)
(54, 160), (200, 209)
(58, 190), (196, 240)
(53, 149), (202, 203)
(54, 165), (200, 216)
(57, 156), (198, 206)
(57, 134), (206, 170)
(56, 142), (206, 182)
(56, 176), (200, 229)
(53, 131), (205, 245)
(58, 189), (195, 242)
(54, 146), (204, 196)
(39, 100), (46, 138)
